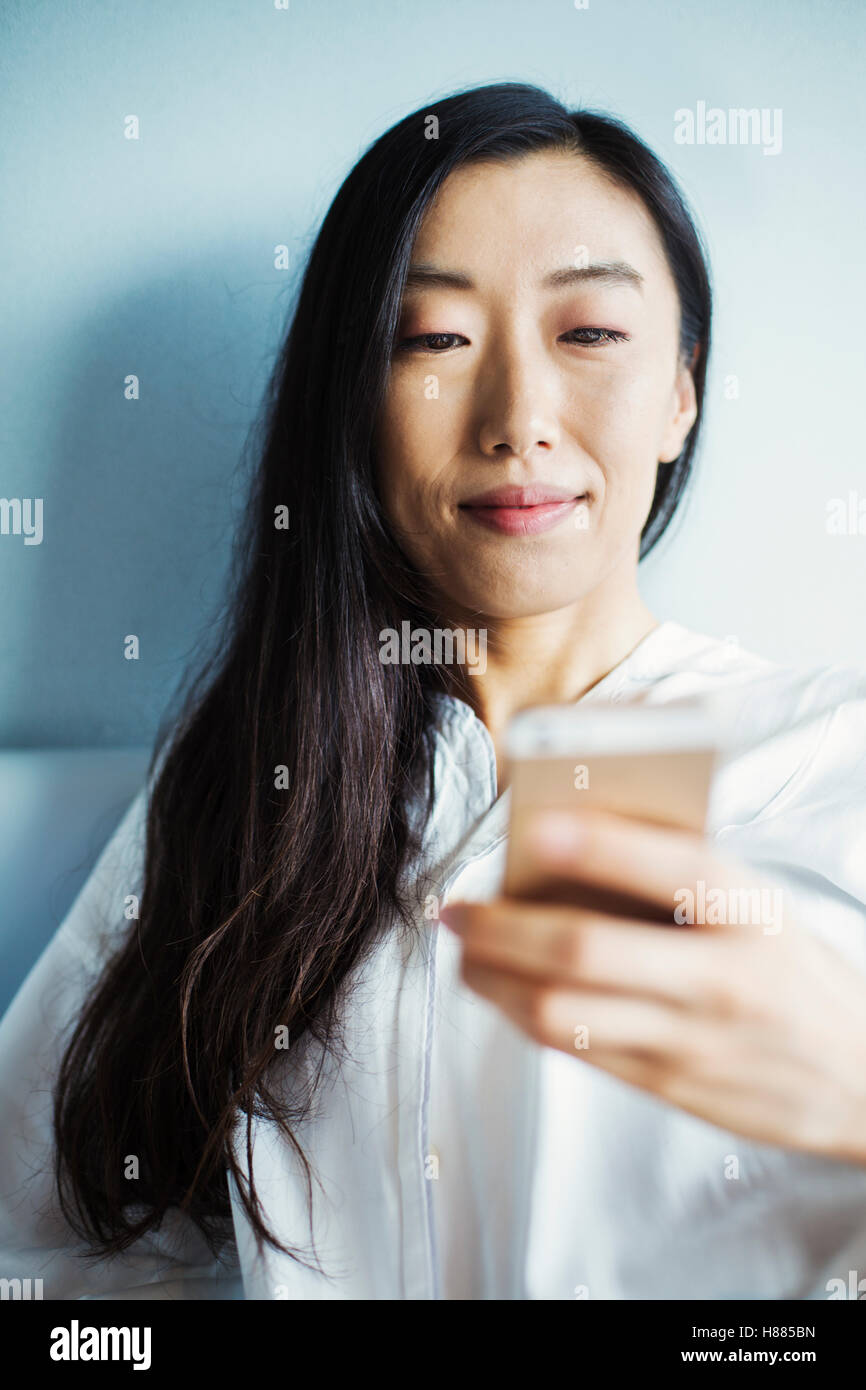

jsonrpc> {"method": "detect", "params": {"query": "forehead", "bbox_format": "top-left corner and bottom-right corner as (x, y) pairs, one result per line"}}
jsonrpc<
(409, 149), (672, 291)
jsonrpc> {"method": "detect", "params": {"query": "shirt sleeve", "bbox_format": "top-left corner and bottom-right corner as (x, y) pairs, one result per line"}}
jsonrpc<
(0, 785), (244, 1300)
(710, 662), (866, 969)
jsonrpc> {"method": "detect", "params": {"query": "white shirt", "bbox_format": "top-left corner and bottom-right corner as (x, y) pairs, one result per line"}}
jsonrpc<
(2, 619), (866, 1300)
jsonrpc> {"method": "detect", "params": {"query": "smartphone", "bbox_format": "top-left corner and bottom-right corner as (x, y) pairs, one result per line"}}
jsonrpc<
(503, 699), (719, 917)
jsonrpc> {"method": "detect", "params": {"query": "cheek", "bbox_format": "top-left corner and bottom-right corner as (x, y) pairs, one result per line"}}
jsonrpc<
(375, 378), (461, 518)
(567, 371), (671, 533)
(571, 359), (675, 467)
(375, 388), (420, 513)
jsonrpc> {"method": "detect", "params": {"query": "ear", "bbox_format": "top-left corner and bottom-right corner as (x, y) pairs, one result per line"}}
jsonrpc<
(658, 352), (698, 464)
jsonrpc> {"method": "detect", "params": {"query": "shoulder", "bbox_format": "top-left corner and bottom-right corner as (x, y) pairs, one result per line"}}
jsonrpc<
(54, 782), (151, 974)
(54, 738), (174, 970)
(631, 621), (866, 830)
(640, 620), (866, 730)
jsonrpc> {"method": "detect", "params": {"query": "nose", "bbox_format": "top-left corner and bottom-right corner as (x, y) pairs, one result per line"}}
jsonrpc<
(476, 339), (561, 462)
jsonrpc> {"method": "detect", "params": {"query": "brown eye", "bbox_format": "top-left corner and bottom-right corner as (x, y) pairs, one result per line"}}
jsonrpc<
(397, 333), (468, 351)
(560, 327), (629, 346)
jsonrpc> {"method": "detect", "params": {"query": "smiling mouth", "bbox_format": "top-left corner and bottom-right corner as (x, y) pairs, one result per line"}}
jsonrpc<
(459, 492), (590, 536)
(471, 497), (587, 507)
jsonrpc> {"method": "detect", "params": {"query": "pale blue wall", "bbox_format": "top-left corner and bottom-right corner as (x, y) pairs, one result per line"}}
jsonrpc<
(1, 0), (864, 748)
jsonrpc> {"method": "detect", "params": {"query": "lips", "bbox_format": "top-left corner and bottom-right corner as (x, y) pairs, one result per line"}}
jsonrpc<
(459, 484), (589, 536)
(460, 484), (581, 507)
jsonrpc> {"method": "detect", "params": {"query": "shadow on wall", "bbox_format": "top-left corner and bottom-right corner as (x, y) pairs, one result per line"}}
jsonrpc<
(2, 245), (301, 747)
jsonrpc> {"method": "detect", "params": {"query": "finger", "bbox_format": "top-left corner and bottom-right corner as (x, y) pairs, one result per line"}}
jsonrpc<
(442, 897), (762, 1012)
(523, 808), (768, 922)
(595, 1050), (817, 1152)
(460, 957), (832, 1152)
(459, 958), (717, 1059)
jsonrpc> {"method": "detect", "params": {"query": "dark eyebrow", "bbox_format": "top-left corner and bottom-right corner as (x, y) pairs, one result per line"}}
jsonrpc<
(403, 259), (644, 293)
(542, 261), (644, 291)
(403, 263), (475, 291)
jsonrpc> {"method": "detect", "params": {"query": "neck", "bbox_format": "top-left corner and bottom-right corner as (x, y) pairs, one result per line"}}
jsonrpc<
(438, 572), (658, 788)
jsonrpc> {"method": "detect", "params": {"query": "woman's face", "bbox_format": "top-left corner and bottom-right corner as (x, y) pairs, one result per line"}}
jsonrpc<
(373, 149), (698, 621)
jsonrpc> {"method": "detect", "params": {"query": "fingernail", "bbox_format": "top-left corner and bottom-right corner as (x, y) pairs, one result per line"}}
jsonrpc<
(439, 905), (465, 932)
(527, 812), (587, 861)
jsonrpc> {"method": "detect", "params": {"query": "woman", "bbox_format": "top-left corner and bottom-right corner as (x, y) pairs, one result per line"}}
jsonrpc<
(2, 82), (866, 1301)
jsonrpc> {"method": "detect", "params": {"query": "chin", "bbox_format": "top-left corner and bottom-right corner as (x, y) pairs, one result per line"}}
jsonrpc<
(452, 582), (593, 622)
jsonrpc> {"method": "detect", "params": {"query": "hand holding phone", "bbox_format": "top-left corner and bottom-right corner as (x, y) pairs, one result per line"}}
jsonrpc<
(504, 700), (719, 918)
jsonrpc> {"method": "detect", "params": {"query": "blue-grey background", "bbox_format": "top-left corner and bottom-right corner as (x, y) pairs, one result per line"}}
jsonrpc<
(1, 0), (864, 1009)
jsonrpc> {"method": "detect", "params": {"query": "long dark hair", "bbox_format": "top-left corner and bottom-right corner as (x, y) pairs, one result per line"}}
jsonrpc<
(54, 82), (712, 1269)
